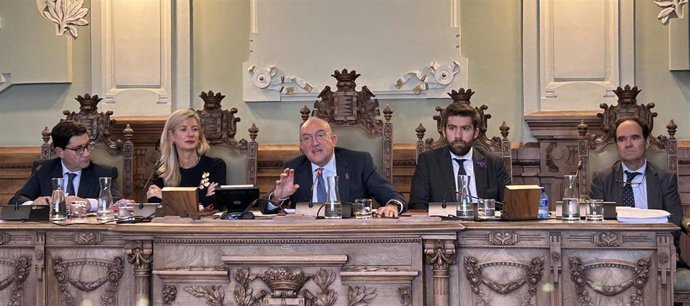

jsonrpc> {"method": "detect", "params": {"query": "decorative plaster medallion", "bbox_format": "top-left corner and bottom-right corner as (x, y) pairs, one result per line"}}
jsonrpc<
(37, 0), (89, 38)
(655, 0), (688, 24)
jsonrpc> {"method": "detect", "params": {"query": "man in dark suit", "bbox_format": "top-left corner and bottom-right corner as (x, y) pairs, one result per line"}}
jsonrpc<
(409, 102), (511, 209)
(10, 121), (123, 211)
(265, 117), (406, 217)
(590, 118), (681, 227)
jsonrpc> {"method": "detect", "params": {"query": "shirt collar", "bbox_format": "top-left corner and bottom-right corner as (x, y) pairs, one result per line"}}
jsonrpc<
(311, 153), (337, 175)
(449, 147), (474, 161)
(61, 161), (83, 176)
(622, 160), (647, 179)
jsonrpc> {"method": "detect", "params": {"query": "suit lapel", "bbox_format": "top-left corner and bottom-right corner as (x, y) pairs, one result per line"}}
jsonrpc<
(645, 163), (662, 209)
(335, 151), (351, 202)
(294, 157), (313, 202)
(437, 147), (456, 195)
(472, 148), (488, 198)
(78, 164), (96, 198)
(611, 163), (625, 204)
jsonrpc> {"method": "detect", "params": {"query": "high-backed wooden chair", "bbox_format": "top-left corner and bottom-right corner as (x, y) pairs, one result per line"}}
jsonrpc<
(301, 69), (393, 182)
(415, 88), (512, 177)
(197, 91), (259, 186)
(577, 85), (677, 196)
(41, 94), (135, 199)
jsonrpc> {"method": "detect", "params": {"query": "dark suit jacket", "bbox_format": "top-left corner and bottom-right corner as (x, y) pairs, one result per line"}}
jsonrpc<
(409, 146), (511, 209)
(264, 147), (406, 212)
(9, 158), (123, 204)
(590, 160), (682, 227)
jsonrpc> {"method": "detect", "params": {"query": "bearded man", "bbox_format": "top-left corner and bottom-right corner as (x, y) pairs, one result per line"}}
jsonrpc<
(409, 103), (511, 209)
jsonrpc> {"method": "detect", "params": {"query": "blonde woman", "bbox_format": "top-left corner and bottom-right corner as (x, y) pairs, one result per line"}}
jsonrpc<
(146, 109), (226, 209)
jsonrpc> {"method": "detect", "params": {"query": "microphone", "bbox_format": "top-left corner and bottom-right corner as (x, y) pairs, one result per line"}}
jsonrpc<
(139, 160), (161, 209)
(13, 164), (43, 210)
(308, 169), (320, 208)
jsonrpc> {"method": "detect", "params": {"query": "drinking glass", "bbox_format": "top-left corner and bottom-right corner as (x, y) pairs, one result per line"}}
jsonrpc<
(586, 199), (604, 221)
(353, 199), (373, 219)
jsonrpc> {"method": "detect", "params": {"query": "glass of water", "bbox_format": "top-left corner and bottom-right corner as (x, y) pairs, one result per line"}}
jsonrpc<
(477, 199), (496, 220)
(353, 199), (373, 219)
(586, 199), (604, 221)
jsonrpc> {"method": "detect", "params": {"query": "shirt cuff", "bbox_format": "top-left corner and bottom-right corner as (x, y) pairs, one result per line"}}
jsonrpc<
(267, 192), (288, 208)
(87, 198), (98, 212)
(386, 199), (404, 213)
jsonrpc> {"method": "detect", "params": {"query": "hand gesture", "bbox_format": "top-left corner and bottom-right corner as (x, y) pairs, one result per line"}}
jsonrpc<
(32, 196), (51, 206)
(146, 185), (163, 200)
(273, 168), (299, 199)
(206, 182), (219, 197)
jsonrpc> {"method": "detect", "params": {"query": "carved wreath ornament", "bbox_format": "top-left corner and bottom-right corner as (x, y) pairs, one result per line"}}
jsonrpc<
(38, 0), (90, 38)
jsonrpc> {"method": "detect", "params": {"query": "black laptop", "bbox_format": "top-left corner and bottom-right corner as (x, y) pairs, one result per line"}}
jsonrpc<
(214, 185), (260, 212)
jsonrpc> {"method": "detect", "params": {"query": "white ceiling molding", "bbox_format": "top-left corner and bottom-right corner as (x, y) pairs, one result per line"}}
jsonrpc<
(36, 0), (89, 38)
(654, 0), (687, 24)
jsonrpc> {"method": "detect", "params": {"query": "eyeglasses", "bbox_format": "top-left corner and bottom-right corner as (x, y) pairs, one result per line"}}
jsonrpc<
(64, 142), (95, 155)
(300, 131), (330, 143)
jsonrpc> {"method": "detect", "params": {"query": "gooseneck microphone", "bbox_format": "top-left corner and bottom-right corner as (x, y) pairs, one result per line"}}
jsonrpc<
(139, 160), (161, 209)
(13, 164), (43, 210)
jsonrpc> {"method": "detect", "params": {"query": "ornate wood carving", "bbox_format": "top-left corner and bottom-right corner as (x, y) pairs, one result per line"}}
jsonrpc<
(596, 232), (620, 247)
(399, 286), (412, 306)
(184, 285), (226, 306)
(52, 256), (125, 306)
(424, 239), (456, 306)
(568, 257), (650, 305)
(259, 267), (311, 299)
(488, 231), (519, 245)
(302, 269), (337, 306)
(233, 267), (265, 306)
(125, 240), (153, 305)
(415, 88), (512, 177)
(348, 285), (376, 305)
(577, 85), (678, 195)
(307, 69), (394, 181)
(0, 255), (31, 305)
(463, 256), (544, 306)
(0, 232), (9, 245)
(197, 90), (259, 185)
(44, 93), (135, 198)
(162, 284), (177, 305)
(73, 232), (100, 245)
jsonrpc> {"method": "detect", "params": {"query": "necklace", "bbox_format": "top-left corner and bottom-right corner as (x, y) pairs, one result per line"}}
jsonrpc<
(181, 155), (201, 169)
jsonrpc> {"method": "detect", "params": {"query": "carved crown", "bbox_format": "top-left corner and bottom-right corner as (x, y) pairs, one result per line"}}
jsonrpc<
(332, 69), (360, 90)
(447, 88), (475, 104)
(75, 94), (102, 113)
(199, 91), (226, 110)
(258, 267), (311, 296)
(613, 85), (641, 104)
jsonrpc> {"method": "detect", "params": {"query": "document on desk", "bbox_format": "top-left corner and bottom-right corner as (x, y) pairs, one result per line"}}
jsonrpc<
(616, 207), (670, 223)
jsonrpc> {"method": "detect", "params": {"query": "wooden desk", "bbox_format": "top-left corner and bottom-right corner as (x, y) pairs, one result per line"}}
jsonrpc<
(0, 216), (677, 306)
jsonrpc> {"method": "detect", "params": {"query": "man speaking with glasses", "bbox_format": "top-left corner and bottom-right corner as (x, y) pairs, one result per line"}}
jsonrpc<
(590, 118), (681, 227)
(264, 116), (406, 217)
(10, 121), (123, 211)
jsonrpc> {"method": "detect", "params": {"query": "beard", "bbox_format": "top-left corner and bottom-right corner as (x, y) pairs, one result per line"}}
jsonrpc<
(448, 140), (473, 156)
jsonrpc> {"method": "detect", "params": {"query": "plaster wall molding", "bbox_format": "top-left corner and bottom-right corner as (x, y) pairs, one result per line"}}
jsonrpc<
(0, 73), (11, 93)
(655, 0), (687, 23)
(36, 0), (89, 38)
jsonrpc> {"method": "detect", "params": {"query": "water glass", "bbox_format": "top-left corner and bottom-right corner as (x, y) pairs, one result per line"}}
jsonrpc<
(70, 201), (88, 223)
(586, 199), (604, 221)
(118, 204), (135, 220)
(353, 199), (373, 219)
(477, 199), (496, 220)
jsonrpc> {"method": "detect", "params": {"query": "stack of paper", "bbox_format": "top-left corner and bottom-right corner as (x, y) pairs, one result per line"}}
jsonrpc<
(616, 207), (670, 224)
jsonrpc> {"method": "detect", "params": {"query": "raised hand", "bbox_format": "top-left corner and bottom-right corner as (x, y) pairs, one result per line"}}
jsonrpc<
(273, 168), (299, 199)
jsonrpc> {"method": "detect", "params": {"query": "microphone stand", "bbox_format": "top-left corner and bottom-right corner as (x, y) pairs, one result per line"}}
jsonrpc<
(139, 161), (161, 209)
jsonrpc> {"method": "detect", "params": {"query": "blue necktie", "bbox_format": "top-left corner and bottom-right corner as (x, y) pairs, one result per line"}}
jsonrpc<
(622, 170), (640, 207)
(316, 168), (327, 203)
(66, 172), (77, 196)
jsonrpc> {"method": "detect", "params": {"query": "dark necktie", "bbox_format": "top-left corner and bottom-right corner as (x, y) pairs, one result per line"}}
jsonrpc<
(316, 168), (326, 203)
(66, 172), (77, 196)
(454, 158), (467, 176)
(622, 170), (640, 207)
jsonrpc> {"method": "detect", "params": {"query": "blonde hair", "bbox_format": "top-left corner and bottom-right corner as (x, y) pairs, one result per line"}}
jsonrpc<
(158, 108), (210, 186)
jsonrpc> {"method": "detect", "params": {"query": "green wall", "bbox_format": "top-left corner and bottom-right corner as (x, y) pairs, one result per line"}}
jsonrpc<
(0, 0), (687, 147)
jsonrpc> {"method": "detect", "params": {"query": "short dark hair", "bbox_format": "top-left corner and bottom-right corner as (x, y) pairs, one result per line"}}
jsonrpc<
(441, 103), (480, 130)
(614, 117), (650, 140)
(51, 121), (88, 149)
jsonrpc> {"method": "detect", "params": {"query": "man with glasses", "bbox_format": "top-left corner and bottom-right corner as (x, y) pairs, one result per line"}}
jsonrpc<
(590, 117), (681, 226)
(10, 121), (123, 211)
(264, 116), (406, 217)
